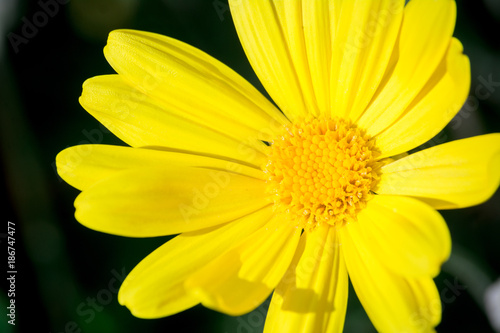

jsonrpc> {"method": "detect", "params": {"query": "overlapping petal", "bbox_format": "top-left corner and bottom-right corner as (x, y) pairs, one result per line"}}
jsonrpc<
(56, 144), (265, 191)
(330, 0), (404, 121)
(74, 166), (269, 237)
(357, 0), (457, 136)
(118, 207), (274, 318)
(80, 75), (269, 167)
(377, 134), (500, 209)
(264, 224), (348, 333)
(229, 0), (311, 120)
(301, 0), (338, 116)
(341, 225), (442, 332)
(184, 213), (301, 315)
(375, 38), (470, 158)
(229, 0), (404, 121)
(102, 30), (287, 157)
(347, 195), (450, 277)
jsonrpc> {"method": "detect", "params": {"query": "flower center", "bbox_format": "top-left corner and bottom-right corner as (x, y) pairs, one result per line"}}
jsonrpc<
(264, 117), (381, 231)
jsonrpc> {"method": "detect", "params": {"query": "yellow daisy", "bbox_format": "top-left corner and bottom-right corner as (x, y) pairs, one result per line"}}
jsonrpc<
(56, 0), (500, 332)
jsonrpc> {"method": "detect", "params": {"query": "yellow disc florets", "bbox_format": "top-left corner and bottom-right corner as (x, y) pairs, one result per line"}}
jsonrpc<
(264, 117), (381, 231)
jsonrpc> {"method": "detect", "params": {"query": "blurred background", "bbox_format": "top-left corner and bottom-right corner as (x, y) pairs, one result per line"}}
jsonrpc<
(1, 0), (499, 332)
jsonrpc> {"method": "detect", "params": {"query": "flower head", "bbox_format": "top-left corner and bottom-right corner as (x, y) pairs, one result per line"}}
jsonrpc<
(264, 117), (383, 230)
(57, 0), (500, 332)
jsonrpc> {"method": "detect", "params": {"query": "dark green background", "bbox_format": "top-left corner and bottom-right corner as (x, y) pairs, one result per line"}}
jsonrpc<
(2, 0), (499, 332)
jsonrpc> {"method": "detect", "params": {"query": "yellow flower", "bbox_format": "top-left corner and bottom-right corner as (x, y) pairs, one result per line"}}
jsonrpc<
(56, 0), (500, 332)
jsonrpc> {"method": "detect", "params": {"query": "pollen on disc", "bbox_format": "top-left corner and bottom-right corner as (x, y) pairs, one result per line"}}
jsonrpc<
(264, 117), (382, 231)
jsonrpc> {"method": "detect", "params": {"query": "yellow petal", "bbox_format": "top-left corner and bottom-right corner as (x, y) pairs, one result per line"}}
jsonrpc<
(229, 0), (313, 120)
(301, 0), (338, 116)
(341, 226), (442, 332)
(80, 75), (268, 167)
(377, 134), (500, 209)
(74, 166), (269, 237)
(268, 1), (317, 117)
(330, 0), (404, 120)
(358, 0), (457, 136)
(184, 213), (301, 315)
(118, 207), (274, 318)
(347, 195), (450, 277)
(375, 38), (470, 158)
(103, 30), (287, 149)
(264, 224), (348, 333)
(56, 144), (265, 191)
